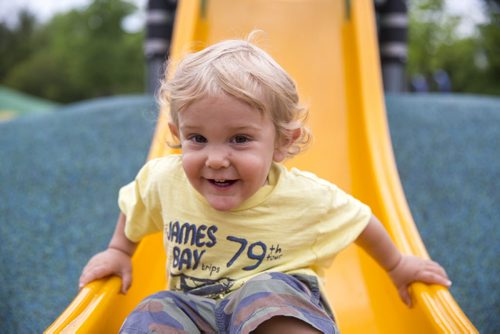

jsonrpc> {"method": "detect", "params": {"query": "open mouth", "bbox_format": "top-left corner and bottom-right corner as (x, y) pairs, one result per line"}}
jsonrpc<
(208, 179), (237, 187)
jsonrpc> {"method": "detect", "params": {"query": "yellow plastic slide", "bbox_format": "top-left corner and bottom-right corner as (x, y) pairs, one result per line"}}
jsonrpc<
(47, 0), (477, 332)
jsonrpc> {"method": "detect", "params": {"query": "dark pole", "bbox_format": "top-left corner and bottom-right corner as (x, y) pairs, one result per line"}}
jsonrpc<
(375, 0), (408, 92)
(145, 0), (178, 94)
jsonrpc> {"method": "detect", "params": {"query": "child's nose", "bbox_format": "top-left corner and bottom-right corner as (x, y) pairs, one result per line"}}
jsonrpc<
(205, 147), (230, 169)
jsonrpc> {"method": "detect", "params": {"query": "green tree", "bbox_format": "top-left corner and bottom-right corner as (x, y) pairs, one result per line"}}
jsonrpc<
(407, 0), (500, 95)
(0, 11), (40, 81)
(476, 2), (500, 95)
(2, 0), (145, 103)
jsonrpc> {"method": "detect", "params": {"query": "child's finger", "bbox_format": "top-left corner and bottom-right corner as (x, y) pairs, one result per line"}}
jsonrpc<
(79, 272), (93, 289)
(79, 265), (112, 288)
(427, 260), (450, 279)
(120, 269), (133, 294)
(417, 265), (452, 287)
(426, 260), (451, 283)
(398, 286), (412, 307)
(79, 266), (96, 288)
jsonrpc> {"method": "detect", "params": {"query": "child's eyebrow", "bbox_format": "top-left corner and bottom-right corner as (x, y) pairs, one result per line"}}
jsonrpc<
(230, 124), (262, 132)
(179, 125), (201, 132)
(181, 124), (262, 132)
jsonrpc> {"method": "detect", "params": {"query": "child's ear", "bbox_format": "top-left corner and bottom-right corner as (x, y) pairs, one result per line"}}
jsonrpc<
(168, 122), (180, 140)
(273, 128), (301, 162)
(290, 128), (301, 142)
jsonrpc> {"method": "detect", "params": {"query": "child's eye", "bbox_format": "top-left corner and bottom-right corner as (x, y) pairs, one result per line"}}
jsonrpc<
(231, 135), (250, 144)
(189, 135), (207, 143)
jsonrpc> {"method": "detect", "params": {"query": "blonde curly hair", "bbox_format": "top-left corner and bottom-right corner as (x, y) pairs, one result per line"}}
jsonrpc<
(158, 37), (311, 158)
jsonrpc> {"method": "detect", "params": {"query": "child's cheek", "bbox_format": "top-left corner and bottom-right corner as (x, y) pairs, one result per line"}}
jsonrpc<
(181, 153), (200, 179)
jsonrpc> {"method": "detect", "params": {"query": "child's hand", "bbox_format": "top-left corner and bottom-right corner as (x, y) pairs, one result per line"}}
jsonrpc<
(79, 248), (133, 294)
(388, 255), (452, 307)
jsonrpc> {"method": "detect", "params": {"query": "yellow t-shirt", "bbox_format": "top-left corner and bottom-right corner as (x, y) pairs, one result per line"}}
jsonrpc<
(118, 155), (371, 298)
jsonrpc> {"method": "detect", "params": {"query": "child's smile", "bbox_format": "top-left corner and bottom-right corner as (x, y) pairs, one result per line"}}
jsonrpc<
(171, 94), (285, 211)
(209, 179), (237, 187)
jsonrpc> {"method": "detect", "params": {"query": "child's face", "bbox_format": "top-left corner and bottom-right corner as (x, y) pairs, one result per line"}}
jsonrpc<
(170, 94), (286, 211)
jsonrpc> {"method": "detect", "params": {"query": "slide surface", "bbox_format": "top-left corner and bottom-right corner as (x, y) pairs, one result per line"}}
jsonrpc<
(47, 1), (477, 332)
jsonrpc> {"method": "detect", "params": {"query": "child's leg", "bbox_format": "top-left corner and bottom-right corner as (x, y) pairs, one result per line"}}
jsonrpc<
(216, 272), (338, 334)
(120, 290), (217, 334)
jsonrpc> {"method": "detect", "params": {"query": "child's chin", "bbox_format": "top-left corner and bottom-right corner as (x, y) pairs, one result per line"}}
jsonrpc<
(207, 197), (240, 211)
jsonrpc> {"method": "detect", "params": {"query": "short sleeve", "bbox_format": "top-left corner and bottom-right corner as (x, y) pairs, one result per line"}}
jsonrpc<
(118, 159), (164, 242)
(312, 184), (372, 264)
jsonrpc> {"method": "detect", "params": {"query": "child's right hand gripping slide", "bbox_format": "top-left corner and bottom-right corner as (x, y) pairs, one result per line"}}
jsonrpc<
(79, 247), (133, 294)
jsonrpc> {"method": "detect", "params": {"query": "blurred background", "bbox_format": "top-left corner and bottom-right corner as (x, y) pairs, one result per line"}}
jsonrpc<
(0, 0), (147, 118)
(0, 0), (498, 333)
(0, 0), (499, 114)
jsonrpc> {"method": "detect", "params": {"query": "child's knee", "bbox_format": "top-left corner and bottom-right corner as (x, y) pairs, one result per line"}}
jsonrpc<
(134, 290), (180, 312)
(220, 272), (337, 333)
(121, 291), (214, 334)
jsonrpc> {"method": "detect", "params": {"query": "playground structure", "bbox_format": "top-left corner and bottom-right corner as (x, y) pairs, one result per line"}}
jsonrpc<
(46, 1), (477, 332)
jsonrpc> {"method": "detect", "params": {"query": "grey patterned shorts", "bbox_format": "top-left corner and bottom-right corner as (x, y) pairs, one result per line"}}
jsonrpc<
(120, 272), (339, 334)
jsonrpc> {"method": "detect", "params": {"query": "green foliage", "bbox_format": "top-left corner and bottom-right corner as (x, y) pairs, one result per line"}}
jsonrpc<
(0, 0), (145, 103)
(477, 12), (500, 95)
(3, 0), (498, 99)
(0, 11), (41, 81)
(407, 0), (500, 95)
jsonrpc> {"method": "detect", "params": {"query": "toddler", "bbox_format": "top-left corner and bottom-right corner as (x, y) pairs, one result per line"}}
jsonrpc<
(80, 38), (451, 334)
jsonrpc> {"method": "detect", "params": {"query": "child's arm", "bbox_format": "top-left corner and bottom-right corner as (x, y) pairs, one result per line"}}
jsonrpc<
(79, 213), (137, 294)
(355, 215), (452, 307)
